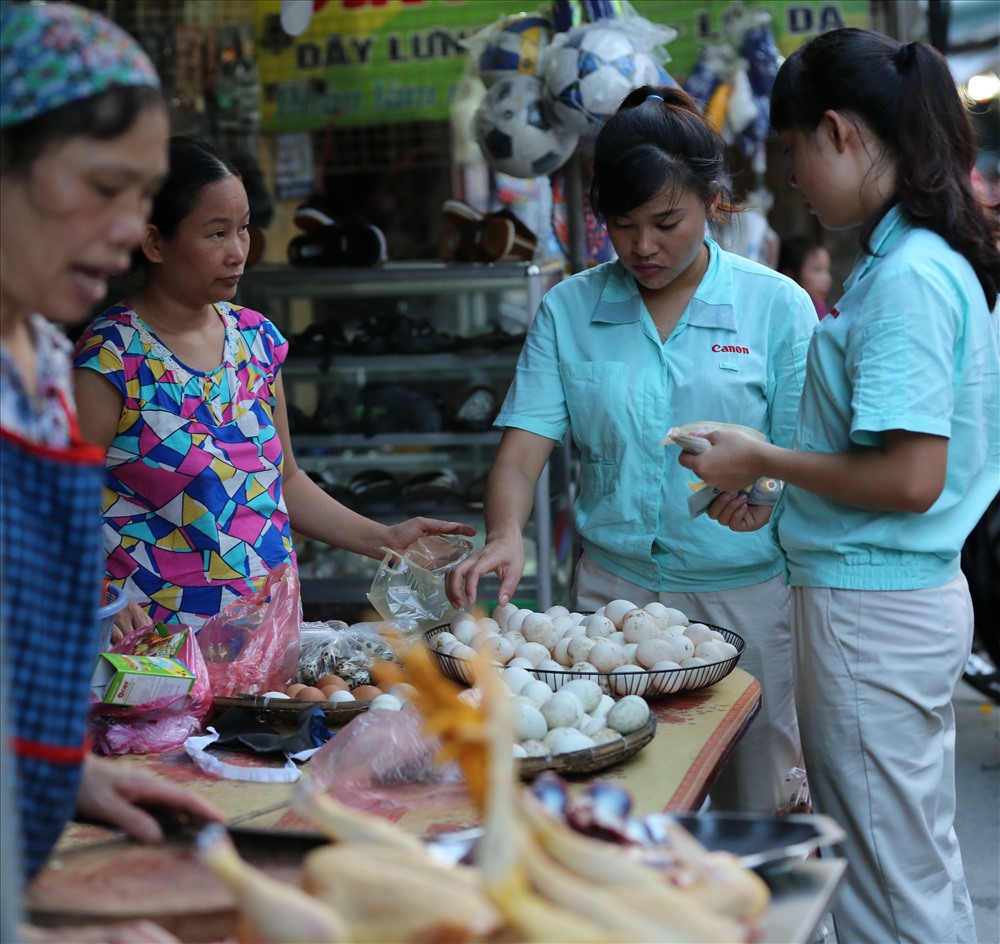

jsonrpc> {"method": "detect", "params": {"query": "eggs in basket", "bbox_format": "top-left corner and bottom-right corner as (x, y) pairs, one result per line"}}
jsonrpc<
(427, 599), (745, 699)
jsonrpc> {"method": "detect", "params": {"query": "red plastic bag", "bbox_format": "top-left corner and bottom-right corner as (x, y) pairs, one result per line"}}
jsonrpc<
(89, 623), (212, 755)
(197, 563), (302, 697)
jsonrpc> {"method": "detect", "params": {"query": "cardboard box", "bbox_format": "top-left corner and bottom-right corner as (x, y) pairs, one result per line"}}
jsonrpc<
(91, 653), (195, 706)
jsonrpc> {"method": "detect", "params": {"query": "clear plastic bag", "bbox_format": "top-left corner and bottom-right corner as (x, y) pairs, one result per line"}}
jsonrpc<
(298, 620), (396, 688)
(306, 708), (467, 815)
(367, 535), (473, 632)
(197, 563), (302, 697)
(90, 623), (212, 755)
(776, 766), (812, 815)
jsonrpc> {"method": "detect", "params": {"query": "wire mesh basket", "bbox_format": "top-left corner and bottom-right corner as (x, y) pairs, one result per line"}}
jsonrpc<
(423, 623), (745, 700)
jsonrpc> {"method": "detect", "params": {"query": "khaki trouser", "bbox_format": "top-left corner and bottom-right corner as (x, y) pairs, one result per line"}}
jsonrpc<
(573, 554), (803, 816)
(793, 577), (977, 944)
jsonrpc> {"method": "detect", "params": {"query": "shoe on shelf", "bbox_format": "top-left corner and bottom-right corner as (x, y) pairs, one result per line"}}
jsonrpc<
(400, 469), (461, 515)
(453, 385), (498, 431)
(348, 468), (397, 515)
(389, 314), (452, 355)
(292, 198), (337, 232)
(437, 199), (538, 264)
(288, 216), (387, 268)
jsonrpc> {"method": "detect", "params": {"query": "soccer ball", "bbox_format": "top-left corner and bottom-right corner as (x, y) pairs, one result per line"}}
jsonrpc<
(474, 74), (579, 179)
(478, 13), (552, 87)
(543, 25), (663, 133)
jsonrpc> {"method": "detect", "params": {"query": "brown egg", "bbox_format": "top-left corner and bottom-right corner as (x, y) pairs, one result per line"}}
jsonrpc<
(318, 683), (344, 699)
(316, 674), (348, 692)
(369, 660), (402, 688)
(351, 685), (384, 701)
(286, 682), (307, 698)
(295, 686), (327, 701)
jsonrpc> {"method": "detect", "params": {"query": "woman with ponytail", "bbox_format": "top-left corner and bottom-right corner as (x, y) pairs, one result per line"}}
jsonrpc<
(683, 28), (1000, 944)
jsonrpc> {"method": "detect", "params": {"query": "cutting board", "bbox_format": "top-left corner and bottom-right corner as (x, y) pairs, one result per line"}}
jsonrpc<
(25, 829), (326, 942)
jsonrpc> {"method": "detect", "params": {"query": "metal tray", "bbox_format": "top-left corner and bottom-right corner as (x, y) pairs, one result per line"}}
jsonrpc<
(644, 812), (846, 871)
(425, 812), (845, 874)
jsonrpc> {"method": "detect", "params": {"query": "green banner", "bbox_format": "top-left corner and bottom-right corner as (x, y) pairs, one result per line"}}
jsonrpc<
(255, 0), (869, 131)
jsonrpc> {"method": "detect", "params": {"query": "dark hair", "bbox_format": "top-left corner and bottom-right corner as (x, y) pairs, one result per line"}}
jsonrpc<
(590, 85), (736, 223)
(149, 136), (243, 240)
(778, 234), (826, 277)
(770, 27), (1000, 309)
(0, 85), (164, 176)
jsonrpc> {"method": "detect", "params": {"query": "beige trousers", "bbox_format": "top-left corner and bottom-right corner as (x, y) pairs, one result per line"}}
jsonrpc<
(573, 553), (802, 816)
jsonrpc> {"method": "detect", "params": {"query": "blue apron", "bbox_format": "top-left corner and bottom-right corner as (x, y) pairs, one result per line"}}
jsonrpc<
(0, 404), (105, 883)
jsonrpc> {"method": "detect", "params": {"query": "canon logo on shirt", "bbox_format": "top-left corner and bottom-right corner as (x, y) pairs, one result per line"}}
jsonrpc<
(712, 344), (750, 354)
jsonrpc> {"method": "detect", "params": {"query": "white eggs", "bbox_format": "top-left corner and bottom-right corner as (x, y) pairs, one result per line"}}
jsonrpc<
(481, 634), (515, 663)
(540, 690), (584, 729)
(261, 691), (291, 699)
(477, 617), (501, 636)
(588, 640), (629, 673)
(514, 701), (548, 741)
(584, 614), (616, 638)
(432, 631), (457, 652)
(604, 599), (638, 629)
(521, 679), (556, 708)
(566, 635), (597, 665)
(502, 629), (527, 649)
(648, 660), (684, 694)
(658, 607), (689, 628)
(621, 609), (661, 644)
(607, 695), (651, 735)
(694, 640), (731, 664)
(560, 678), (603, 713)
(513, 641), (550, 667)
(327, 690), (357, 704)
(635, 637), (678, 669)
(505, 607), (533, 635)
(369, 693), (403, 711)
(500, 665), (535, 694)
(609, 665), (650, 697)
(548, 729), (595, 755)
(492, 602), (518, 629)
(683, 623), (718, 647)
(521, 613), (559, 650)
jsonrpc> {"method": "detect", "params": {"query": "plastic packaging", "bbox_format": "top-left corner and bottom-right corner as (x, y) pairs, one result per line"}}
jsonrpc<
(197, 563), (302, 697)
(367, 535), (473, 632)
(89, 622), (212, 755)
(307, 708), (466, 814)
(298, 620), (396, 689)
(662, 421), (784, 519)
(776, 766), (812, 815)
(96, 582), (128, 653)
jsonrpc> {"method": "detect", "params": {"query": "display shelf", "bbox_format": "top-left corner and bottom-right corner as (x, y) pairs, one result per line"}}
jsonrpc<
(236, 259), (568, 611)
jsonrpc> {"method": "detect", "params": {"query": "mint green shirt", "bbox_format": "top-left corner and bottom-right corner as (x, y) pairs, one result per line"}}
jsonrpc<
(777, 206), (1000, 589)
(496, 239), (816, 591)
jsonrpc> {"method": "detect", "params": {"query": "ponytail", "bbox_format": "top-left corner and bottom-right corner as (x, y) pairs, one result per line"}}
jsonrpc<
(771, 28), (1000, 309)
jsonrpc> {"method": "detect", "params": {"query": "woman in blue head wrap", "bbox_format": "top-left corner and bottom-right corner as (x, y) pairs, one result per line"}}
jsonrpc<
(0, 1), (221, 900)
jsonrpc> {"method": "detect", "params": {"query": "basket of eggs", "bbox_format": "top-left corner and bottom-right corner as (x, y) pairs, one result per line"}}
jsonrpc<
(210, 659), (407, 727)
(425, 599), (744, 700)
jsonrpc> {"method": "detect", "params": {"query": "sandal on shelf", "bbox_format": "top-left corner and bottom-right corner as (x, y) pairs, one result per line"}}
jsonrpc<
(389, 314), (453, 355)
(349, 313), (395, 356)
(348, 469), (398, 515)
(453, 385), (498, 431)
(400, 469), (461, 515)
(288, 216), (387, 268)
(438, 199), (538, 264)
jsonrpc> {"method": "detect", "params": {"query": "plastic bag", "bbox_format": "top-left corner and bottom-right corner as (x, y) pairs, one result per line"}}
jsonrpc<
(367, 535), (473, 632)
(306, 708), (467, 816)
(89, 623), (212, 755)
(661, 421), (784, 519)
(197, 563), (302, 697)
(776, 766), (812, 815)
(298, 620), (397, 688)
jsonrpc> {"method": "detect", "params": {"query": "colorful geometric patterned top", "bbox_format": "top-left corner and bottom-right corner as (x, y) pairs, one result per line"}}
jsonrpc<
(73, 301), (294, 628)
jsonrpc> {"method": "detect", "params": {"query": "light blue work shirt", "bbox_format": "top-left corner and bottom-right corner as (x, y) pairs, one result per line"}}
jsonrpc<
(777, 205), (1000, 589)
(496, 238), (816, 591)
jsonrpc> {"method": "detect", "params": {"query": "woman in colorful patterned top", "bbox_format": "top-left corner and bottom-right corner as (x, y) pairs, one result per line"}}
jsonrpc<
(73, 136), (474, 632)
(1, 0), (221, 903)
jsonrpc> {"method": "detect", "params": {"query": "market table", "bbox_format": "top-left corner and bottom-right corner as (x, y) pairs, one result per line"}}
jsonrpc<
(22, 667), (845, 941)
